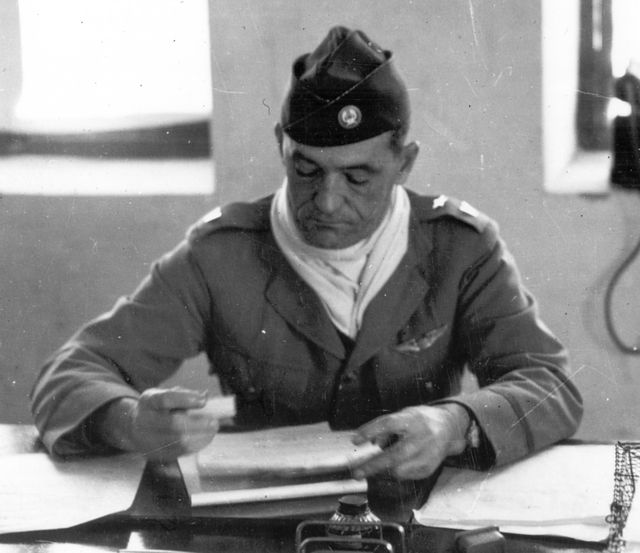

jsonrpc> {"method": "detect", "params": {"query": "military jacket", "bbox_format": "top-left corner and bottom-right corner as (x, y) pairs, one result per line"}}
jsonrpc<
(31, 192), (583, 464)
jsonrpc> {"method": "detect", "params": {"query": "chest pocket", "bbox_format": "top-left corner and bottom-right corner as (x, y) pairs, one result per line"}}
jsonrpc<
(373, 324), (458, 410)
(395, 324), (449, 354)
(209, 343), (309, 421)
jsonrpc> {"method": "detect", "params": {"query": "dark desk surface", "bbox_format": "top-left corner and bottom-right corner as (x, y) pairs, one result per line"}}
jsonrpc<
(0, 424), (607, 553)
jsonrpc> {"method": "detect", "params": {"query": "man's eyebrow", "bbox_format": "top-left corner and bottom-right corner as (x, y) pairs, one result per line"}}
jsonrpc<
(292, 151), (319, 166)
(342, 162), (381, 174)
(292, 151), (381, 173)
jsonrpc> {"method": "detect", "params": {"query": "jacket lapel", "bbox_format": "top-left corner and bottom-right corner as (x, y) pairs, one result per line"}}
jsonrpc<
(262, 235), (346, 360)
(347, 213), (432, 371)
(260, 195), (433, 366)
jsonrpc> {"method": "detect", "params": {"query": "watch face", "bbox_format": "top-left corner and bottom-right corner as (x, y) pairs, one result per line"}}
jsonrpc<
(466, 419), (481, 449)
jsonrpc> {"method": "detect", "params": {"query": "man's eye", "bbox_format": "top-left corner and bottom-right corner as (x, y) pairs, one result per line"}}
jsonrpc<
(346, 173), (368, 185)
(294, 164), (320, 178)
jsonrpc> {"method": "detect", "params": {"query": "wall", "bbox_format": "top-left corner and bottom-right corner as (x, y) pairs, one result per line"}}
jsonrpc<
(1, 1), (638, 439)
(0, 191), (219, 423)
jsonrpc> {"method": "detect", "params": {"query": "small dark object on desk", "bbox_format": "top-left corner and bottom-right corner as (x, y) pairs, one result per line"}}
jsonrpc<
(297, 515), (406, 552)
(296, 494), (405, 552)
(327, 495), (382, 542)
(455, 526), (506, 553)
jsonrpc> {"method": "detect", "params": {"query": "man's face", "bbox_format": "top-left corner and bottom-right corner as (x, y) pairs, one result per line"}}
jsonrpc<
(279, 130), (418, 249)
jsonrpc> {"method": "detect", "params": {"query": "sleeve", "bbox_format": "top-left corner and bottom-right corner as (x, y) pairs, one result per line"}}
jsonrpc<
(435, 224), (583, 467)
(30, 240), (212, 456)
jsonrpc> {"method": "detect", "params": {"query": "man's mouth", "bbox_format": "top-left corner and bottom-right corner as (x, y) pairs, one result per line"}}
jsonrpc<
(307, 218), (346, 229)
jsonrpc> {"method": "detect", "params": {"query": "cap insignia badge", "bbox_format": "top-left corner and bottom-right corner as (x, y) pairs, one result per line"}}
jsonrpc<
(338, 105), (362, 129)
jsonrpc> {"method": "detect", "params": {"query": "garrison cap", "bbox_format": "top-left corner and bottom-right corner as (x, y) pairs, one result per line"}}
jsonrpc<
(281, 26), (410, 147)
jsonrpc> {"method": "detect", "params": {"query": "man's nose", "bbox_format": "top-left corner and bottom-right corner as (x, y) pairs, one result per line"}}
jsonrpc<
(313, 174), (343, 214)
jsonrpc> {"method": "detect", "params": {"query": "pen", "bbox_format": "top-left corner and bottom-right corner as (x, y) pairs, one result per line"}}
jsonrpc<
(119, 549), (194, 553)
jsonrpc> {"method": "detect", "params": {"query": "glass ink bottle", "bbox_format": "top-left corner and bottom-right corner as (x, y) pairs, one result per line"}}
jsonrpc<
(326, 494), (382, 550)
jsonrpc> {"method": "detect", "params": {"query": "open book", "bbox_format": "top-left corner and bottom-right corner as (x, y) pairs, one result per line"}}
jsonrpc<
(178, 422), (380, 508)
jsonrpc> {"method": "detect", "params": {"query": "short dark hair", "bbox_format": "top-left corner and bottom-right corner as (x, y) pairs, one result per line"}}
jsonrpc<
(389, 123), (410, 155)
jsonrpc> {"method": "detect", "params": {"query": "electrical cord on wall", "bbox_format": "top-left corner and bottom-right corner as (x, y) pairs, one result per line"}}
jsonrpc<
(606, 71), (640, 354)
(604, 230), (640, 354)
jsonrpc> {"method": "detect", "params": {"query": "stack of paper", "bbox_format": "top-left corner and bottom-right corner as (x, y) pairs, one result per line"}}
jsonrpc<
(0, 452), (145, 534)
(414, 444), (616, 543)
(625, 495), (640, 552)
(178, 422), (380, 507)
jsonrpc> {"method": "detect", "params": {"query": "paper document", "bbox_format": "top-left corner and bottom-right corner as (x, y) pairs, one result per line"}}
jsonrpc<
(195, 395), (236, 420)
(0, 452), (145, 534)
(178, 422), (379, 506)
(194, 422), (379, 477)
(414, 444), (616, 542)
(180, 455), (367, 507)
(624, 488), (640, 550)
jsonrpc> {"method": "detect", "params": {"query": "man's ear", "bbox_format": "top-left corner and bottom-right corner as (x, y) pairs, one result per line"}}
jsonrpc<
(274, 123), (284, 156)
(396, 141), (420, 185)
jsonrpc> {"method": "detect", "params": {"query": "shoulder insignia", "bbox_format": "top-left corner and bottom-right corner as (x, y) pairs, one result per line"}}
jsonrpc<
(201, 206), (222, 223)
(187, 196), (272, 242)
(432, 194), (448, 209)
(415, 193), (489, 233)
(458, 200), (480, 218)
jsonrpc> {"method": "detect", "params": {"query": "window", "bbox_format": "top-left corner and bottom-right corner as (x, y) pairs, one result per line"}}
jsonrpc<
(543, 0), (640, 194)
(576, 0), (640, 150)
(576, 0), (612, 152)
(0, 0), (214, 195)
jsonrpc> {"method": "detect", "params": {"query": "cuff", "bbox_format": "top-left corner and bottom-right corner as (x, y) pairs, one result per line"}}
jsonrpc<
(432, 399), (496, 470)
(36, 383), (139, 457)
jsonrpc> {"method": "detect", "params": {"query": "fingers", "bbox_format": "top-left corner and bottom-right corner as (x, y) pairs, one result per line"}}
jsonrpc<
(138, 400), (219, 437)
(351, 407), (456, 481)
(353, 439), (441, 481)
(352, 413), (409, 447)
(166, 411), (219, 453)
(130, 387), (219, 460)
(352, 436), (419, 479)
(136, 410), (219, 460)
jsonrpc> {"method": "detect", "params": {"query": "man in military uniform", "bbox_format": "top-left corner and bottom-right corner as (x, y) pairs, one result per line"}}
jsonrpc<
(31, 26), (582, 481)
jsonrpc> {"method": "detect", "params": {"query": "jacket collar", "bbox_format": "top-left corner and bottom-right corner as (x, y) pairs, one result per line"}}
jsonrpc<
(262, 231), (347, 359)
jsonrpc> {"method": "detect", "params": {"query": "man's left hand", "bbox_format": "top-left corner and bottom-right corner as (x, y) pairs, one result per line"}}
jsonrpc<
(351, 404), (471, 480)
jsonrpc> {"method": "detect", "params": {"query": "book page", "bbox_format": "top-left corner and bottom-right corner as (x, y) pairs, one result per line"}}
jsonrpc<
(413, 444), (615, 542)
(194, 422), (380, 478)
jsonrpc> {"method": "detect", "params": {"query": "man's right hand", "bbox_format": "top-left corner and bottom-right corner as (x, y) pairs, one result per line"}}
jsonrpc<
(97, 387), (219, 460)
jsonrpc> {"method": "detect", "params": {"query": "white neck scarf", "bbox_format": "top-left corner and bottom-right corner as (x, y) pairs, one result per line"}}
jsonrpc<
(270, 179), (410, 338)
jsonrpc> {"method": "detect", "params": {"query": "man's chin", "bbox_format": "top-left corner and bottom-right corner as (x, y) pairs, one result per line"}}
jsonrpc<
(301, 227), (355, 249)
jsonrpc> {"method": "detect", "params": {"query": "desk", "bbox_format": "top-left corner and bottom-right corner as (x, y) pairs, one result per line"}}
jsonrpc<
(0, 425), (606, 553)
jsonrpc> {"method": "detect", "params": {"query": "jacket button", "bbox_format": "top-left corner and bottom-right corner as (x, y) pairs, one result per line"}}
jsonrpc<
(424, 382), (434, 393)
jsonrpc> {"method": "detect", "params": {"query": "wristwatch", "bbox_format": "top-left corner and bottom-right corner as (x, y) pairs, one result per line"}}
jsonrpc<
(465, 417), (481, 449)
